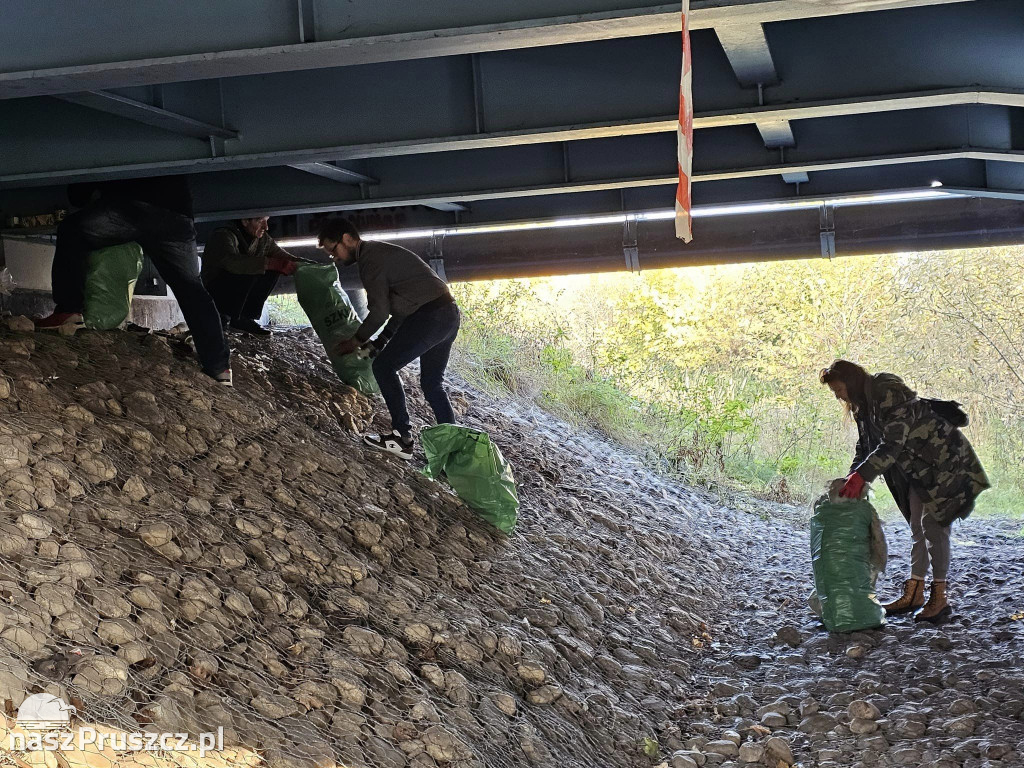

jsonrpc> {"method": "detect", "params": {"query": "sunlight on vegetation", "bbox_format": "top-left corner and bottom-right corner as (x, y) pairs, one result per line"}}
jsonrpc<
(450, 247), (1024, 519)
(260, 247), (1023, 521)
(266, 294), (311, 327)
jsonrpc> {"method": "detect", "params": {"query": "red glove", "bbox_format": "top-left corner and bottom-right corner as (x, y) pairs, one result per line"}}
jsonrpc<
(839, 472), (866, 498)
(334, 337), (360, 356)
(266, 254), (298, 276)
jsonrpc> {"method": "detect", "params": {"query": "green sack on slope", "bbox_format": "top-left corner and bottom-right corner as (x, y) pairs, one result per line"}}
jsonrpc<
(809, 496), (886, 633)
(83, 243), (144, 330)
(293, 264), (378, 395)
(421, 425), (519, 534)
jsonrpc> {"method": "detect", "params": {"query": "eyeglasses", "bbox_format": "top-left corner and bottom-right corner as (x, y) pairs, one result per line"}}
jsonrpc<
(318, 239), (338, 253)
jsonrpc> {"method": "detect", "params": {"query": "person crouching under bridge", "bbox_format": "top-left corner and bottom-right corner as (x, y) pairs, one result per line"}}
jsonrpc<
(317, 217), (460, 460)
(201, 216), (298, 336)
(821, 360), (989, 623)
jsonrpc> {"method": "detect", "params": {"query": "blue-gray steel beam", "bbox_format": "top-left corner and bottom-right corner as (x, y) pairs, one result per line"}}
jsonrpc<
(3, 89), (1021, 187)
(52, 91), (238, 140)
(287, 162), (378, 184)
(1, 98), (1013, 220)
(426, 203), (469, 212)
(0, 158), (989, 229)
(393, 159), (989, 225)
(697, 149), (1024, 181)
(715, 23), (797, 148)
(0, 0), (975, 99)
(937, 187), (1024, 202)
(187, 148), (1024, 220)
(3, 0), (1020, 183)
(707, 88), (1024, 126)
(715, 24), (779, 88)
(757, 122), (797, 148)
(157, 104), (1024, 204)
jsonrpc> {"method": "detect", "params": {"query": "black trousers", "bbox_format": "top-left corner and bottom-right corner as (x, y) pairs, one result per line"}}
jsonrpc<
(204, 270), (281, 325)
(371, 299), (461, 437)
(52, 200), (229, 375)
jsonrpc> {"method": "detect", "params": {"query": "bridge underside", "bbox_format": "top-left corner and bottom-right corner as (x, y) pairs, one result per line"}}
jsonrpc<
(2, 0), (1023, 280)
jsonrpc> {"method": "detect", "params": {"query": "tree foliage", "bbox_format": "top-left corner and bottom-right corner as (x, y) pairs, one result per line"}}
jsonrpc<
(452, 246), (1024, 516)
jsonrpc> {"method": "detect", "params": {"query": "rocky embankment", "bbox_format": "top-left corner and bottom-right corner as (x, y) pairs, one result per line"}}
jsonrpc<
(1, 321), (1020, 768)
(0, 323), (739, 768)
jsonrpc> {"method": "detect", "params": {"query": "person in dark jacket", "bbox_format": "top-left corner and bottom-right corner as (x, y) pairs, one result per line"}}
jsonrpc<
(201, 216), (297, 336)
(36, 176), (232, 385)
(821, 360), (989, 623)
(316, 217), (460, 460)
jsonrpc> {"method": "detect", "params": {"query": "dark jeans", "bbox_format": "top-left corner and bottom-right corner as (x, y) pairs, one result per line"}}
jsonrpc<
(205, 270), (280, 325)
(52, 200), (230, 375)
(372, 299), (460, 438)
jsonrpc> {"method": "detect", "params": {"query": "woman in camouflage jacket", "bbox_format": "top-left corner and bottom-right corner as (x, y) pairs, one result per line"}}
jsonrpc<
(820, 360), (989, 624)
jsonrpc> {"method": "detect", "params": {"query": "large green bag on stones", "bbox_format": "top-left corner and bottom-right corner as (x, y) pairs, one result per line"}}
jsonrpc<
(83, 243), (144, 330)
(809, 496), (886, 633)
(421, 425), (519, 534)
(293, 264), (378, 395)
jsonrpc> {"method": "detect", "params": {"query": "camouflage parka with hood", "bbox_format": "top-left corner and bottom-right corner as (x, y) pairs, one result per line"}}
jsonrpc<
(852, 373), (989, 526)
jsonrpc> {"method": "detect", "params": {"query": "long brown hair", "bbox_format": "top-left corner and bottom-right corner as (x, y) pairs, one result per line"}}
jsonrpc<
(820, 359), (870, 418)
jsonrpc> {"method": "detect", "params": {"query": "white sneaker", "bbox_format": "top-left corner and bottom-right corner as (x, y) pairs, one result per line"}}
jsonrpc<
(363, 430), (414, 460)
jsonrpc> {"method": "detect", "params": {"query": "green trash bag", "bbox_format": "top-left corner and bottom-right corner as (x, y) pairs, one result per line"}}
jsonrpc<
(421, 425), (519, 534)
(83, 243), (144, 330)
(293, 264), (378, 395)
(809, 496), (886, 633)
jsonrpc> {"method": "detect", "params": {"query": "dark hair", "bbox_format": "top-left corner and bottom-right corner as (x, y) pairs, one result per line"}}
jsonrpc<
(820, 359), (869, 414)
(316, 217), (360, 243)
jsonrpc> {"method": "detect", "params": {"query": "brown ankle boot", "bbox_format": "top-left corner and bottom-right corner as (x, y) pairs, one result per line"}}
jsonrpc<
(914, 581), (952, 623)
(883, 578), (926, 615)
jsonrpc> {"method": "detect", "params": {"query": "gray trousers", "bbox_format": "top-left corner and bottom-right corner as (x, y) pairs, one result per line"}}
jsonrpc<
(908, 488), (951, 581)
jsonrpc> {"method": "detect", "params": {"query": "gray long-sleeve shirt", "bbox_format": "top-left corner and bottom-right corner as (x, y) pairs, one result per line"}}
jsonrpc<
(353, 239), (452, 342)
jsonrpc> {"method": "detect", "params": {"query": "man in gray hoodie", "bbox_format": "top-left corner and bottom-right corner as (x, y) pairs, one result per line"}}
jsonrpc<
(317, 217), (460, 460)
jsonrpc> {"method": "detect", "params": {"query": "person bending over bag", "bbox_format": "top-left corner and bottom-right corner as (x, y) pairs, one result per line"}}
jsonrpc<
(316, 217), (460, 460)
(821, 360), (989, 623)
